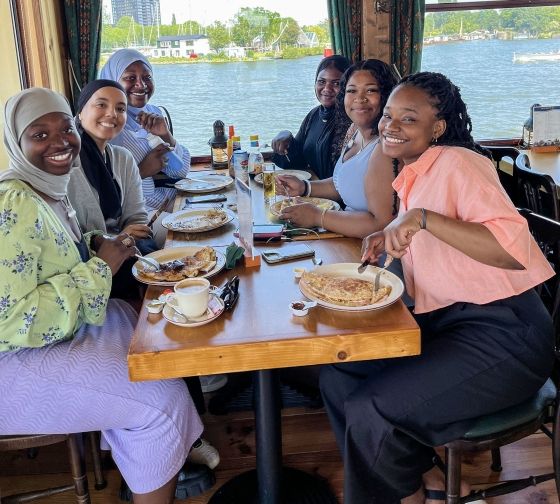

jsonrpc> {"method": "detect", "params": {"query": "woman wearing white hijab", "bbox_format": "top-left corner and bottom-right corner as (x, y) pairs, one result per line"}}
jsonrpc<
(0, 88), (206, 503)
(100, 49), (190, 233)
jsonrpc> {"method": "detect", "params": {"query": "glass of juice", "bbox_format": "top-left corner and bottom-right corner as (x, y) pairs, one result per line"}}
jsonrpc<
(262, 162), (276, 204)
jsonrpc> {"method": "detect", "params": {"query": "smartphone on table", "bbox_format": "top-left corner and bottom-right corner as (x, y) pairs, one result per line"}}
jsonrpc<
(262, 244), (315, 264)
(234, 224), (285, 241)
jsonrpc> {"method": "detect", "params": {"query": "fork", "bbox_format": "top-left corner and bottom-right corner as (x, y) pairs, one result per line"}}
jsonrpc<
(374, 255), (394, 292)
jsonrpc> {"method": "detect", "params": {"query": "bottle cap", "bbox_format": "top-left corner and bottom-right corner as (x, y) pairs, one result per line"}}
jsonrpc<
(250, 134), (259, 141)
(232, 136), (240, 141)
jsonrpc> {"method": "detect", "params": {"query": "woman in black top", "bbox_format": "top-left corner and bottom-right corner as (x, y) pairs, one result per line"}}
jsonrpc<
(271, 55), (351, 180)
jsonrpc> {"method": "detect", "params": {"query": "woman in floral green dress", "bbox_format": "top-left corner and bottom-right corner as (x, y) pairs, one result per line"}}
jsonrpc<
(0, 87), (204, 504)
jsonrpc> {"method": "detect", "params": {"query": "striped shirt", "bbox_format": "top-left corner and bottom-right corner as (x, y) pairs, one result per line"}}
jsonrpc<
(110, 103), (190, 211)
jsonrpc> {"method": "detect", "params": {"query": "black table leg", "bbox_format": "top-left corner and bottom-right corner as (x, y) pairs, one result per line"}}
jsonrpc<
(208, 369), (337, 504)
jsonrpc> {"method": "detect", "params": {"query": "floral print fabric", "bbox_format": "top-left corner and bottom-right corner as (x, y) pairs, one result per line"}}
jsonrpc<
(0, 180), (112, 352)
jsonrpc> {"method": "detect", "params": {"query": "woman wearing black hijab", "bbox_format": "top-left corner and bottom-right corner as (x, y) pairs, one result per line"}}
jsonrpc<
(68, 79), (157, 299)
(271, 55), (351, 179)
(67, 80), (154, 251)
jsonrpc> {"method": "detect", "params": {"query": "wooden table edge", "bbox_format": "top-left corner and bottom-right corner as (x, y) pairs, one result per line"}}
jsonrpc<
(127, 327), (421, 381)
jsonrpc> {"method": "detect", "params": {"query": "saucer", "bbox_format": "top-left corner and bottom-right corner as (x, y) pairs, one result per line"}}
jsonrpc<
(163, 293), (225, 327)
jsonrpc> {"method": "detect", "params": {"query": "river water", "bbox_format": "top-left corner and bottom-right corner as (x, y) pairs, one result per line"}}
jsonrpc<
(149, 38), (560, 155)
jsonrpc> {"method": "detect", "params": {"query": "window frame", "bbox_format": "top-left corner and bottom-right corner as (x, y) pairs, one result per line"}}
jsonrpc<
(427, 1), (560, 12)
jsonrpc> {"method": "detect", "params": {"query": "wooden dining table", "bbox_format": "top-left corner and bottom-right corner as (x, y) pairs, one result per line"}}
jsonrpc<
(127, 169), (421, 503)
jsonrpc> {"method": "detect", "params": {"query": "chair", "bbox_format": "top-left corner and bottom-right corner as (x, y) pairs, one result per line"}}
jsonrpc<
(485, 146), (520, 202)
(440, 210), (560, 504)
(515, 153), (560, 220)
(0, 432), (106, 503)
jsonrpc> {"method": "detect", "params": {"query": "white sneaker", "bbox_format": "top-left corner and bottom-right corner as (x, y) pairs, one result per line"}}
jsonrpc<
(200, 374), (228, 393)
(187, 438), (220, 469)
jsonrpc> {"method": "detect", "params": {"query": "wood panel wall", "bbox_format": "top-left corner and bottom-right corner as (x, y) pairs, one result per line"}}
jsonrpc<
(362, 1), (391, 63)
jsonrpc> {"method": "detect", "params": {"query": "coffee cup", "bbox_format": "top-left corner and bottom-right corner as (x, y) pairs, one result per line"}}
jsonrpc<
(174, 278), (210, 318)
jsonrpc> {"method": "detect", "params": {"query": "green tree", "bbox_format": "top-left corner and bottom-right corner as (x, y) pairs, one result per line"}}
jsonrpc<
(278, 18), (301, 46)
(231, 7), (281, 48)
(207, 21), (230, 51)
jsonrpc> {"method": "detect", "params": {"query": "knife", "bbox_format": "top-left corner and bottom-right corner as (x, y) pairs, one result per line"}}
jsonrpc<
(185, 195), (228, 204)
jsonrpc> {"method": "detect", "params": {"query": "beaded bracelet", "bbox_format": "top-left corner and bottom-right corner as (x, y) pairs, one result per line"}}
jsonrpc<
(320, 208), (328, 229)
(420, 208), (427, 230)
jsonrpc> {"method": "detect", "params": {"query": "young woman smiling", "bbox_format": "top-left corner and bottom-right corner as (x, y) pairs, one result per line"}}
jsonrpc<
(0, 87), (205, 504)
(271, 55), (351, 180)
(276, 59), (398, 239)
(320, 73), (554, 504)
(100, 48), (190, 246)
(67, 79), (151, 246)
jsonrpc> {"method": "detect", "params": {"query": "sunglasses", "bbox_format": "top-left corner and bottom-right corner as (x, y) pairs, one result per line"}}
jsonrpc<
(218, 276), (239, 311)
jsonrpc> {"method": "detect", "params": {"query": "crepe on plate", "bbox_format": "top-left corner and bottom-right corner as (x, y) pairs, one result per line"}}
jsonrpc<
(140, 247), (217, 282)
(273, 197), (334, 213)
(300, 271), (391, 307)
(167, 209), (227, 231)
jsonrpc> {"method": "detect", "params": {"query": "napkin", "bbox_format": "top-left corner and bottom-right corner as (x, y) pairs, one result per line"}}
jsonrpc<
(225, 243), (245, 269)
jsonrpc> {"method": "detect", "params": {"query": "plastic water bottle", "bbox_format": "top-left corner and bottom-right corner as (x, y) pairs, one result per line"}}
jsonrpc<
(248, 150), (264, 175)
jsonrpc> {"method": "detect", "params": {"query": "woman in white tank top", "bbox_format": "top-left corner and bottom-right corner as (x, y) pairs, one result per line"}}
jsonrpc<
(276, 59), (400, 238)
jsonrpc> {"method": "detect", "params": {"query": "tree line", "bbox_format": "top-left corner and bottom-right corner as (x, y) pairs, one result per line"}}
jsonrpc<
(101, 6), (330, 53)
(425, 7), (560, 38)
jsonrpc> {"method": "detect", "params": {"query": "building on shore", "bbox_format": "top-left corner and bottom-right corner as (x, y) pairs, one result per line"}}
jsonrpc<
(152, 35), (210, 58)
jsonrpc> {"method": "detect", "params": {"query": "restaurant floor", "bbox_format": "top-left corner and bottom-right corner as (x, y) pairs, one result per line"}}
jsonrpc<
(1, 404), (558, 503)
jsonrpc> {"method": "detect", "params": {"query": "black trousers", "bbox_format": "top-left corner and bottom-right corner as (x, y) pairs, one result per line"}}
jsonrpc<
(320, 289), (554, 503)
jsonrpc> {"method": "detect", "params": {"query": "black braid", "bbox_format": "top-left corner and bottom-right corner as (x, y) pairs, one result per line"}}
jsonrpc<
(398, 72), (492, 160)
(391, 158), (399, 216)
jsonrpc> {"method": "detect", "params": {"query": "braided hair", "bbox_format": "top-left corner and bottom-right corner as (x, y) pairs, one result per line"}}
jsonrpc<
(398, 72), (491, 159)
(336, 59), (398, 135)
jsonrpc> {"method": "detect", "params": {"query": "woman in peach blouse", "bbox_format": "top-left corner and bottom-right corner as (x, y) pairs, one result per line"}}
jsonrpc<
(320, 72), (555, 504)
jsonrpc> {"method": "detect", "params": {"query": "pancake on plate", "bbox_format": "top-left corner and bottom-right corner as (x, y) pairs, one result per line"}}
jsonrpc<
(300, 271), (392, 307)
(270, 197), (335, 216)
(167, 209), (227, 232)
(140, 247), (217, 282)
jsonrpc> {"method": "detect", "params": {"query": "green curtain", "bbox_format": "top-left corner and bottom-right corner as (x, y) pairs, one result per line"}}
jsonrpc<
(327, 0), (362, 62)
(63, 0), (103, 109)
(391, 0), (425, 78)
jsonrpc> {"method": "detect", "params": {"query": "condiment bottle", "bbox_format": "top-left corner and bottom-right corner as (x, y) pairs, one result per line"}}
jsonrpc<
(209, 120), (228, 169)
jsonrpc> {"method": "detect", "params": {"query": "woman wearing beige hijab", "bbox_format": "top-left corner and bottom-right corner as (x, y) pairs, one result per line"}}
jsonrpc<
(0, 88), (206, 503)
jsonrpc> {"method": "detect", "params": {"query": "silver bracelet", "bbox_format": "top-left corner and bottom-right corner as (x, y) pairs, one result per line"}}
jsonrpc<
(303, 179), (312, 197)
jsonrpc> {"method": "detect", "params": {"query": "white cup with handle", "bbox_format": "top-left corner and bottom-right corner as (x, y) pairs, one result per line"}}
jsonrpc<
(174, 278), (210, 318)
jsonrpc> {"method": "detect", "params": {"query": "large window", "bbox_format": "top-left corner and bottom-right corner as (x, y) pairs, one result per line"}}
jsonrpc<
(101, 0), (330, 156)
(423, 0), (560, 140)
(101, 0), (560, 153)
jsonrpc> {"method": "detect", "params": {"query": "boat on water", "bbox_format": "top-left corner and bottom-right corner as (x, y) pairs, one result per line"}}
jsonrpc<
(513, 50), (560, 63)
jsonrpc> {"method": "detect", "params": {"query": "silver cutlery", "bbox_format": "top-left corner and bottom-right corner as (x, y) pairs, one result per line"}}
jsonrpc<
(374, 256), (394, 292)
(357, 259), (370, 274)
(134, 254), (160, 271)
(312, 256), (323, 266)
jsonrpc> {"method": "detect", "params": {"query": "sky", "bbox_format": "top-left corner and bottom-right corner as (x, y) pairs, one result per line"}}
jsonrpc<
(105, 0), (329, 27)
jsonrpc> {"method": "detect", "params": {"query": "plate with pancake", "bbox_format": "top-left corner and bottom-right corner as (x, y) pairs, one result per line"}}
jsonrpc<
(174, 174), (233, 193)
(298, 263), (404, 311)
(133, 246), (226, 286)
(269, 197), (340, 217)
(162, 207), (235, 233)
(254, 169), (311, 185)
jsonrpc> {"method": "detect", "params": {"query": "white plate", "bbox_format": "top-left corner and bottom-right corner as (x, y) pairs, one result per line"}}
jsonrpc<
(161, 208), (235, 233)
(299, 263), (404, 311)
(174, 174), (233, 193)
(132, 246), (226, 286)
(254, 169), (312, 185)
(269, 197), (341, 217)
(163, 293), (225, 327)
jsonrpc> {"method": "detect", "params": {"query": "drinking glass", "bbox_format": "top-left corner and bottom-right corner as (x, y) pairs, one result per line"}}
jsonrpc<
(262, 162), (276, 203)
